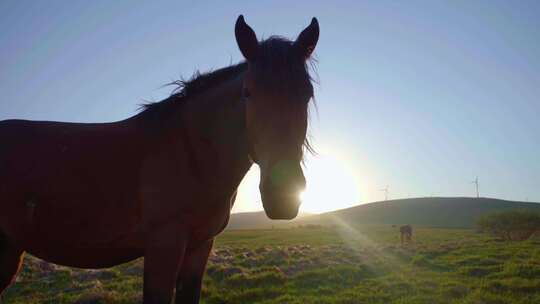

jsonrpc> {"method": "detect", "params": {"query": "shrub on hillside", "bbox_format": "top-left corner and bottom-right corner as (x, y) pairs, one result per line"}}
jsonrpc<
(477, 209), (540, 241)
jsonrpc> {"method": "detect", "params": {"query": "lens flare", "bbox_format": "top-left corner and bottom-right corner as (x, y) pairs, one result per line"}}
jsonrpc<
(299, 154), (361, 214)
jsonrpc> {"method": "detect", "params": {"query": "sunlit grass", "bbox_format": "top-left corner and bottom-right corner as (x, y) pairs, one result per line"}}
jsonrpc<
(4, 225), (540, 303)
(327, 215), (409, 276)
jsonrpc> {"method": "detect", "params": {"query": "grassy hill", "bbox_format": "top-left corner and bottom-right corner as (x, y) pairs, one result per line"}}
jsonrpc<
(228, 197), (540, 229)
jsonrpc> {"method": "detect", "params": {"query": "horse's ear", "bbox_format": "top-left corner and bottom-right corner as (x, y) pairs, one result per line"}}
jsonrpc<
(294, 17), (319, 60)
(235, 15), (258, 61)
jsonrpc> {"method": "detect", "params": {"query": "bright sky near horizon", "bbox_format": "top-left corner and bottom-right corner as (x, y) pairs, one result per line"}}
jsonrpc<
(1, 1), (539, 214)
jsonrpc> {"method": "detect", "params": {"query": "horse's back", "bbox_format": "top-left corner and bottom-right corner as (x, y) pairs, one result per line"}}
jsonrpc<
(0, 119), (54, 192)
(0, 118), (120, 201)
(0, 119), (41, 164)
(0, 119), (98, 160)
(0, 119), (116, 185)
(0, 118), (137, 173)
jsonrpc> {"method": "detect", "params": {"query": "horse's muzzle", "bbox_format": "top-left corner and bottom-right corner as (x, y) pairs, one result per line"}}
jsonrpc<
(261, 193), (301, 220)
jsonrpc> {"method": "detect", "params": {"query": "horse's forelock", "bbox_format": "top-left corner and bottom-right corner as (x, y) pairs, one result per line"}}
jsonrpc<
(254, 37), (317, 160)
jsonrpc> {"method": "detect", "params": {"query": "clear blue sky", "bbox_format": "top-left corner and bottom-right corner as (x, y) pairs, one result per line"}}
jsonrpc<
(1, 1), (539, 212)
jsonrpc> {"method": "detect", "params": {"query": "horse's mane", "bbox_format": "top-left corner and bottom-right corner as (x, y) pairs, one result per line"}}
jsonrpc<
(136, 36), (316, 154)
(137, 62), (247, 122)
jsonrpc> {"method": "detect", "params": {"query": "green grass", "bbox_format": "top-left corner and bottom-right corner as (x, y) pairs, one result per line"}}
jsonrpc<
(3, 225), (540, 303)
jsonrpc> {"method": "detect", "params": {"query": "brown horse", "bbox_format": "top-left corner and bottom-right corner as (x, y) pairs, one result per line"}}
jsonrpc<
(400, 225), (413, 244)
(0, 15), (319, 303)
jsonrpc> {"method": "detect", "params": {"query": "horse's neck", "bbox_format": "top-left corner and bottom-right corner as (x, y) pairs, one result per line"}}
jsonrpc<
(184, 73), (253, 196)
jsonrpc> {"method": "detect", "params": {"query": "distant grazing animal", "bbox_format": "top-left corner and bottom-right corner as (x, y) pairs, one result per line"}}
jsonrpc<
(0, 15), (319, 304)
(400, 225), (413, 244)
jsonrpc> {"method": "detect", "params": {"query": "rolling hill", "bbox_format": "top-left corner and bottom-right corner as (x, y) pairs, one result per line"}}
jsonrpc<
(227, 197), (540, 229)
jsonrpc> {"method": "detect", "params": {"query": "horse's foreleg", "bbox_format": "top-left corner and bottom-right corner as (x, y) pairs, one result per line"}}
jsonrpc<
(0, 234), (24, 300)
(143, 222), (187, 304)
(175, 239), (213, 304)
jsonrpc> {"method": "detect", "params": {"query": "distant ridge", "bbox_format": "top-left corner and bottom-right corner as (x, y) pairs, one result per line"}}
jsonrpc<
(315, 197), (540, 228)
(227, 197), (540, 229)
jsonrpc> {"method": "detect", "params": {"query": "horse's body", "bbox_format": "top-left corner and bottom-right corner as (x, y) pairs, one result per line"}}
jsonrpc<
(0, 114), (244, 267)
(0, 15), (319, 303)
(1, 119), (144, 267)
(400, 225), (413, 244)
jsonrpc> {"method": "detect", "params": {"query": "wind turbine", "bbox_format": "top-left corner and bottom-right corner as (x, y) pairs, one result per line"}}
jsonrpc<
(380, 185), (389, 201)
(471, 177), (479, 198)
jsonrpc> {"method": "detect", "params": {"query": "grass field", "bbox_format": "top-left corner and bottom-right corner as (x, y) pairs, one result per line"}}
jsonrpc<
(3, 225), (540, 304)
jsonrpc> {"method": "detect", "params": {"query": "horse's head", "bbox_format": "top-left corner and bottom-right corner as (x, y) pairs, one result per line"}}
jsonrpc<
(235, 15), (319, 220)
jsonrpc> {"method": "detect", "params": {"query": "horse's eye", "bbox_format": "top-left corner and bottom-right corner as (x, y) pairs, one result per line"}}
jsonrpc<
(243, 88), (251, 99)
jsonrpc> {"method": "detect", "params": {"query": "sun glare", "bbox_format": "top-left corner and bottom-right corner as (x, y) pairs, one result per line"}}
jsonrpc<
(300, 154), (361, 214)
(233, 153), (362, 215)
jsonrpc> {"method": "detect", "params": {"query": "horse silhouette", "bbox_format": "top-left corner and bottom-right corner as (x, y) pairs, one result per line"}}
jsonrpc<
(400, 225), (413, 244)
(0, 15), (319, 304)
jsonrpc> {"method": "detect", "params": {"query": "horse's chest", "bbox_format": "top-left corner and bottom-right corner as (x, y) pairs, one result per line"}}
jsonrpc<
(185, 196), (232, 243)
(193, 213), (229, 243)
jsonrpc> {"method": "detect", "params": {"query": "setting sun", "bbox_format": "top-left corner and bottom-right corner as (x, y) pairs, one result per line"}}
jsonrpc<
(299, 154), (361, 214)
